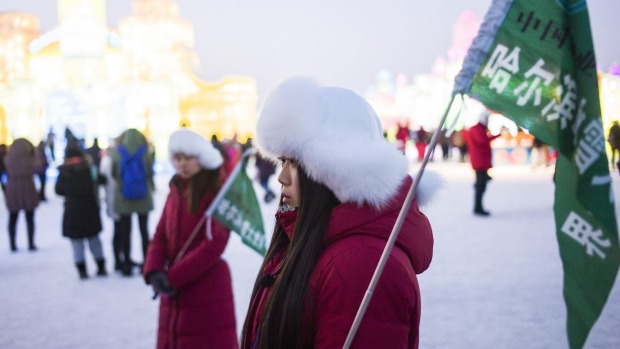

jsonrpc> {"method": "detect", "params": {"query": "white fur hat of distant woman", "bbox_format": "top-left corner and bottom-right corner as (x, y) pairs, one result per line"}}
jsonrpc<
(255, 76), (441, 209)
(168, 128), (223, 170)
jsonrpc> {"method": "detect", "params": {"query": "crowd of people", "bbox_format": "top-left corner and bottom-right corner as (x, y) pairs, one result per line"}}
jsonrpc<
(1, 77), (619, 348)
(0, 126), (250, 276)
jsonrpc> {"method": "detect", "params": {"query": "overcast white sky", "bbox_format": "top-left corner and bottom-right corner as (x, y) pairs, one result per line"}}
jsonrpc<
(3, 0), (620, 97)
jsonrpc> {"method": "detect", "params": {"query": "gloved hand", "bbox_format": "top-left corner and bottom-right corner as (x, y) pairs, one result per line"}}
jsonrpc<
(149, 270), (176, 296)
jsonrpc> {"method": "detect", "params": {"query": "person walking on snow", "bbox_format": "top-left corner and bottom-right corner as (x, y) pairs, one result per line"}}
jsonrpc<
(4, 138), (40, 252)
(55, 146), (107, 279)
(241, 77), (440, 349)
(100, 142), (124, 272)
(464, 110), (500, 216)
(395, 121), (410, 154)
(35, 141), (50, 201)
(415, 126), (428, 162)
(143, 128), (238, 349)
(607, 120), (620, 173)
(255, 152), (277, 203)
(112, 128), (154, 276)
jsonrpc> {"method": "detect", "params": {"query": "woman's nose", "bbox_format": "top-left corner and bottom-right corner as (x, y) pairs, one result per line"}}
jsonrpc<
(277, 165), (288, 185)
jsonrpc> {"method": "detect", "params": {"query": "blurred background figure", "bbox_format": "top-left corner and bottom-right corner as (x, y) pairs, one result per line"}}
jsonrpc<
(100, 141), (123, 272)
(35, 141), (50, 201)
(112, 129), (154, 276)
(86, 138), (102, 171)
(0, 144), (7, 193)
(4, 138), (40, 252)
(438, 129), (452, 161)
(531, 136), (550, 168)
(395, 121), (410, 154)
(55, 146), (107, 279)
(46, 127), (56, 162)
(255, 152), (277, 203)
(464, 110), (500, 216)
(64, 127), (79, 150)
(607, 120), (620, 173)
(452, 130), (468, 162)
(223, 135), (242, 175)
(415, 126), (428, 162)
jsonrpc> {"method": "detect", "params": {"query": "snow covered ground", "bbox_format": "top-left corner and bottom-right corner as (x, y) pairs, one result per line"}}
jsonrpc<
(1, 158), (619, 348)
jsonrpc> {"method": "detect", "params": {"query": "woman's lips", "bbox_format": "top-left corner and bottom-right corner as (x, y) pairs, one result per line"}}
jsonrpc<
(281, 194), (290, 204)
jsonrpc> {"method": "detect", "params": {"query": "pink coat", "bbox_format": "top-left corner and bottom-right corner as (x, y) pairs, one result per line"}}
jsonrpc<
(143, 179), (238, 349)
(245, 176), (434, 348)
(464, 123), (500, 170)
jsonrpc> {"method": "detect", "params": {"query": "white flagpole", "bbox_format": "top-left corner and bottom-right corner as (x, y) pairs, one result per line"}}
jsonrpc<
(343, 95), (457, 349)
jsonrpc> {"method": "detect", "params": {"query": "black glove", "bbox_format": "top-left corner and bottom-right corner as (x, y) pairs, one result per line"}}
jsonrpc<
(149, 270), (176, 296)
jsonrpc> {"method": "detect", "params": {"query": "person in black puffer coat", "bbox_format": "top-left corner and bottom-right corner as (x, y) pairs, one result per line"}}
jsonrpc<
(55, 146), (107, 279)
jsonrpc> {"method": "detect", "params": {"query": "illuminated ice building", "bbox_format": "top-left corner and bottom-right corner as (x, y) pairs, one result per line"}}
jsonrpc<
(365, 11), (620, 141)
(0, 0), (257, 161)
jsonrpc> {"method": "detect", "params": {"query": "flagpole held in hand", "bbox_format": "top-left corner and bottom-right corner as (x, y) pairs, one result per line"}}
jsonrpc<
(152, 151), (256, 301)
(343, 95), (457, 349)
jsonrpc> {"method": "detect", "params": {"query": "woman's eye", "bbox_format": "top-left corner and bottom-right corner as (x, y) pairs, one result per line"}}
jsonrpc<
(278, 157), (297, 166)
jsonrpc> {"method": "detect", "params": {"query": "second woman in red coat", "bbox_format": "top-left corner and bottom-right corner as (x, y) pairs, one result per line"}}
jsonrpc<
(242, 77), (440, 349)
(143, 128), (238, 349)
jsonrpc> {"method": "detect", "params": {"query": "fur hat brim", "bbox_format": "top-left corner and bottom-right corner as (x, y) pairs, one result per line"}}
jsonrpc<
(168, 128), (223, 170)
(255, 77), (409, 208)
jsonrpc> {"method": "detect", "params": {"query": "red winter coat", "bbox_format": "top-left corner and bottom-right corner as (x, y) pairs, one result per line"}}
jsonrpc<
(143, 179), (238, 349)
(464, 123), (499, 170)
(244, 175), (433, 349)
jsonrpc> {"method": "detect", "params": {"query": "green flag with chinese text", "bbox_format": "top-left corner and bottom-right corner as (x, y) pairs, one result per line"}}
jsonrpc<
(207, 151), (266, 256)
(453, 0), (620, 348)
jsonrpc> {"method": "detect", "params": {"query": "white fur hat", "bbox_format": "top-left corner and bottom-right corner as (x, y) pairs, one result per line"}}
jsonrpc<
(255, 77), (408, 208)
(168, 128), (223, 169)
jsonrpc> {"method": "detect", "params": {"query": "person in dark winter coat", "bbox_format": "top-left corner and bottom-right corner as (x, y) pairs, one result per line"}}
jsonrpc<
(143, 128), (238, 349)
(255, 152), (277, 203)
(35, 141), (50, 201)
(0, 143), (8, 192)
(85, 138), (102, 170)
(241, 77), (439, 349)
(607, 120), (620, 172)
(55, 146), (107, 279)
(4, 138), (40, 252)
(463, 110), (500, 216)
(112, 128), (154, 276)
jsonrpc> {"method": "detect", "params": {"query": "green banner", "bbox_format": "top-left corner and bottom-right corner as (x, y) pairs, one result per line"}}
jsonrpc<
(462, 1), (620, 348)
(212, 157), (266, 256)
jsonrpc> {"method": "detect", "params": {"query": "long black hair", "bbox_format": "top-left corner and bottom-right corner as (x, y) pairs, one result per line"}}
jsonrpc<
(242, 163), (340, 348)
(170, 168), (221, 214)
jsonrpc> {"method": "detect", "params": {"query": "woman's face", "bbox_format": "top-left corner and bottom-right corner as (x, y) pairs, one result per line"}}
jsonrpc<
(173, 153), (201, 179)
(277, 157), (300, 208)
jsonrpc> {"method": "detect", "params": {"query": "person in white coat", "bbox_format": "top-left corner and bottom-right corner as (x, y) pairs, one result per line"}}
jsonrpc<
(99, 144), (123, 271)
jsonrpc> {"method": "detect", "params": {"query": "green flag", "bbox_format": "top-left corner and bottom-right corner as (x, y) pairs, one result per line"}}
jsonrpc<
(207, 149), (266, 255)
(453, 0), (620, 348)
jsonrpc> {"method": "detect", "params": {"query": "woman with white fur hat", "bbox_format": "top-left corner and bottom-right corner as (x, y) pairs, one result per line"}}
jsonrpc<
(143, 128), (238, 349)
(241, 77), (439, 349)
